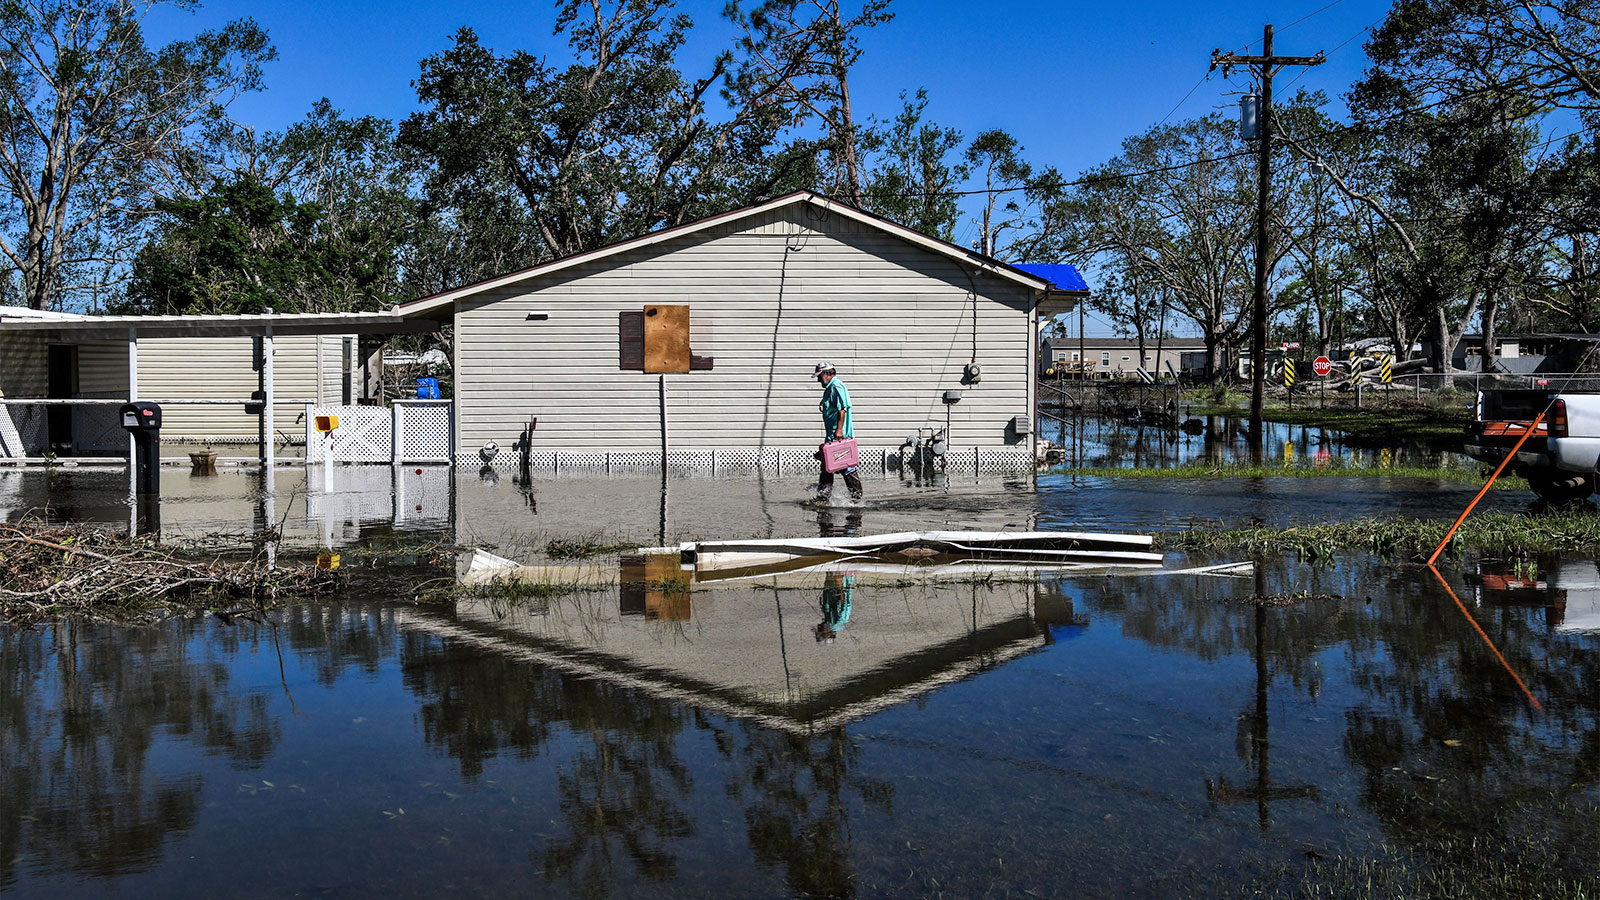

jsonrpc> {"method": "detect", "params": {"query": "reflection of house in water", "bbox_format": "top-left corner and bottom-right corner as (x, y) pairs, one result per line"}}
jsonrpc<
(397, 578), (1084, 735)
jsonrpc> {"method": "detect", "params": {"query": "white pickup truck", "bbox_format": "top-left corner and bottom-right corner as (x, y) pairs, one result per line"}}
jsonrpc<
(1467, 390), (1597, 501)
(1545, 396), (1600, 495)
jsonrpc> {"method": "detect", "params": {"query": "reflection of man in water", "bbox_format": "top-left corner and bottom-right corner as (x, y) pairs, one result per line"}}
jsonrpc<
(814, 572), (855, 643)
(817, 506), (863, 538)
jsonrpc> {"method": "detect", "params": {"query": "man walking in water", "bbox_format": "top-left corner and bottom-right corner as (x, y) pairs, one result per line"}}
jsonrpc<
(814, 362), (863, 502)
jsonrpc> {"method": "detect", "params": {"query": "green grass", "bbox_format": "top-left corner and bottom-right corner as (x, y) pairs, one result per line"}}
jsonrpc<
(1059, 460), (1502, 485)
(543, 533), (642, 559)
(1158, 509), (1600, 558)
(1219, 823), (1600, 900)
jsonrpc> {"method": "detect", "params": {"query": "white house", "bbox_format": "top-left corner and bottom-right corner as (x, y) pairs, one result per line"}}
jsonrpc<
(399, 191), (1084, 472)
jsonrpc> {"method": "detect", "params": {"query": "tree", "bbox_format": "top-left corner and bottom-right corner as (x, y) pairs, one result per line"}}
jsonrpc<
(1047, 115), (1258, 381)
(1355, 0), (1600, 120)
(963, 129), (1031, 258)
(862, 89), (964, 240)
(122, 173), (400, 315)
(0, 0), (274, 309)
(401, 1), (804, 285)
(723, 0), (893, 206)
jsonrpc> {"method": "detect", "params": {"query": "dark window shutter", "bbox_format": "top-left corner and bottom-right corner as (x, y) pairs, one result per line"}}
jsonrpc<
(619, 311), (644, 370)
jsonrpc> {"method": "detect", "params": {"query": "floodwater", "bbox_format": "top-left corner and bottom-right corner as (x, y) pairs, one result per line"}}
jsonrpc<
(4, 552), (1596, 898)
(3, 421), (1596, 898)
(0, 424), (1521, 552)
(1040, 416), (1468, 470)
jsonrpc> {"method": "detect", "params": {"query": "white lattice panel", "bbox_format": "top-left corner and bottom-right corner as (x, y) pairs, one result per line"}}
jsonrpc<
(715, 449), (762, 472)
(978, 448), (1030, 472)
(306, 406), (391, 462)
(396, 401), (453, 462)
(463, 446), (1029, 475)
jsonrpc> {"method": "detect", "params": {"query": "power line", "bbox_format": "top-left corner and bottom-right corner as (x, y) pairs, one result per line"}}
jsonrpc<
(1157, 73), (1211, 126)
(1280, 16), (1381, 94)
(1278, 0), (1347, 35)
(869, 83), (1576, 203)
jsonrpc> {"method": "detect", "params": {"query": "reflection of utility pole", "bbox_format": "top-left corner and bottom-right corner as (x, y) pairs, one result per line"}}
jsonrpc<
(1213, 26), (1323, 456)
(1206, 591), (1320, 831)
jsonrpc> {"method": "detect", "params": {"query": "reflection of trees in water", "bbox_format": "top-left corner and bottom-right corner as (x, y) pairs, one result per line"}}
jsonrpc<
(1072, 561), (1600, 878)
(538, 685), (695, 898)
(399, 633), (558, 779)
(1341, 582), (1600, 875)
(0, 618), (282, 886)
(714, 722), (894, 900)
(279, 602), (401, 687)
(397, 631), (696, 898)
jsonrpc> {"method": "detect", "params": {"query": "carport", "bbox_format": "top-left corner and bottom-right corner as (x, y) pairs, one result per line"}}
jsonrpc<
(0, 309), (436, 470)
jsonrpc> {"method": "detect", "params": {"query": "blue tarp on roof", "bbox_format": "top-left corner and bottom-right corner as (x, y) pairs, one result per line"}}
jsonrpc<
(1012, 263), (1089, 293)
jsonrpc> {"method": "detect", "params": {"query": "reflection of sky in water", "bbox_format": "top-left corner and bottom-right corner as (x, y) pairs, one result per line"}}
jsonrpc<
(1037, 416), (1471, 470)
(2, 552), (1595, 898)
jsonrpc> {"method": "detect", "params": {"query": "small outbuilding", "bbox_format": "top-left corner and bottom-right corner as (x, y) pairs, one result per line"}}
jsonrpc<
(400, 191), (1085, 473)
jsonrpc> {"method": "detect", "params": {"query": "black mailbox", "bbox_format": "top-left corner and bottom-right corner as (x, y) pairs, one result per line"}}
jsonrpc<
(119, 401), (162, 431)
(118, 401), (162, 500)
(244, 389), (266, 416)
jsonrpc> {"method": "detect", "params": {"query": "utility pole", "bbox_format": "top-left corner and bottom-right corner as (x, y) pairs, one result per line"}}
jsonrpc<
(1213, 26), (1323, 456)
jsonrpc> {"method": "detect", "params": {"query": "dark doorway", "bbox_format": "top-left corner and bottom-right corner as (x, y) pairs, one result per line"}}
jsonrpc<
(46, 344), (75, 453)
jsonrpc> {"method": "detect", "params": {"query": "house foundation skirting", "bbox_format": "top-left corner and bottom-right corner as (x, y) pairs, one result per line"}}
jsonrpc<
(468, 447), (1034, 475)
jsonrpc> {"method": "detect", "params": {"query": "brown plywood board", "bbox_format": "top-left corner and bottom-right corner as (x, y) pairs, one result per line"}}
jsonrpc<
(643, 305), (690, 373)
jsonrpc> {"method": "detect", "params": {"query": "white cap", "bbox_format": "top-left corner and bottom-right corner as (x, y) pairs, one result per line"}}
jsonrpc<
(812, 361), (835, 376)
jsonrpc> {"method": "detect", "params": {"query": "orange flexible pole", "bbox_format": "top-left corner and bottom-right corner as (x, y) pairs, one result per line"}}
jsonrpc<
(1426, 565), (1542, 711)
(1427, 411), (1544, 566)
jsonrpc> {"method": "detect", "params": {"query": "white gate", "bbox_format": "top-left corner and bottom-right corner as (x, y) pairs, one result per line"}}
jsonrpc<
(394, 401), (454, 463)
(305, 401), (453, 463)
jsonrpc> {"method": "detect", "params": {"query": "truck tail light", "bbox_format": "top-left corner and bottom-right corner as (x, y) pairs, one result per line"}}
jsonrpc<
(1549, 399), (1568, 438)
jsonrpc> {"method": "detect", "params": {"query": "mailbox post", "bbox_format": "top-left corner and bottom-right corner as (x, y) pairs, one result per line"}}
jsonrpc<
(119, 401), (162, 535)
(315, 413), (339, 493)
(119, 402), (162, 494)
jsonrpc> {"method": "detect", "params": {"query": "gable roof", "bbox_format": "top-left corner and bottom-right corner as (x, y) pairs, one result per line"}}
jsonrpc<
(399, 190), (1054, 319)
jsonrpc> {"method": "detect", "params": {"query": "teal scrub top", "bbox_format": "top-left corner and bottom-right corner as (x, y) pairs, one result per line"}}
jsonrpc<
(820, 379), (854, 440)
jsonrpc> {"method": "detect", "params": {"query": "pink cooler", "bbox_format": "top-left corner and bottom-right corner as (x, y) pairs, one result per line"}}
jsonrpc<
(820, 438), (859, 473)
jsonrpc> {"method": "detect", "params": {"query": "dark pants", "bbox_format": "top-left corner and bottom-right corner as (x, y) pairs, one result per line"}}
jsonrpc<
(818, 464), (863, 499)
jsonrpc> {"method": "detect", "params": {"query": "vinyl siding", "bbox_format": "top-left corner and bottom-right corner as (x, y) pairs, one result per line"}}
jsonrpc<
(0, 334), (47, 453)
(454, 204), (1034, 455)
(59, 334), (346, 444)
(132, 334), (346, 442)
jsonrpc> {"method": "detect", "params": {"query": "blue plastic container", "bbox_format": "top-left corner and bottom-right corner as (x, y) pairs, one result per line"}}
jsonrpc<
(416, 377), (441, 400)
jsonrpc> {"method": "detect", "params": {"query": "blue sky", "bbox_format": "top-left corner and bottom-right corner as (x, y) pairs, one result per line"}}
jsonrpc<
(144, 0), (1393, 333)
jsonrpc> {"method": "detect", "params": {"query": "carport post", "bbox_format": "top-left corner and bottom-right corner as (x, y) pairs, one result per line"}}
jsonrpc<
(127, 326), (138, 523)
(262, 310), (275, 472)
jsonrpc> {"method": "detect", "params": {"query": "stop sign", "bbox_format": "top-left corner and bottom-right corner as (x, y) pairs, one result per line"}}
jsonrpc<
(1312, 356), (1333, 377)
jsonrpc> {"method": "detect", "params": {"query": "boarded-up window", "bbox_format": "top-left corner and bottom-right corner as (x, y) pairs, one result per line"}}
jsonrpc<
(643, 305), (691, 373)
(620, 307), (711, 372)
(619, 311), (644, 370)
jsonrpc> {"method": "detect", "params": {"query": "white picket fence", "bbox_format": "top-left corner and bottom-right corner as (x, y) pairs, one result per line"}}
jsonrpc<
(304, 400), (453, 464)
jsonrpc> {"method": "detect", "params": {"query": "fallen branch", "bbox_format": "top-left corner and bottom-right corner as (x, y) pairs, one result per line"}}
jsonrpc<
(0, 518), (340, 625)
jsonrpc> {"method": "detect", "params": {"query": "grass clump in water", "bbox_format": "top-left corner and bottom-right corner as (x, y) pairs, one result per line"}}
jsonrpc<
(544, 533), (640, 559)
(1160, 508), (1600, 558)
(1223, 830), (1599, 900)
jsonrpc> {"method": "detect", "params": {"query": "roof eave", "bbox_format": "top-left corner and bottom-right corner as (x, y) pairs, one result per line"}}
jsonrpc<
(398, 191), (1052, 318)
